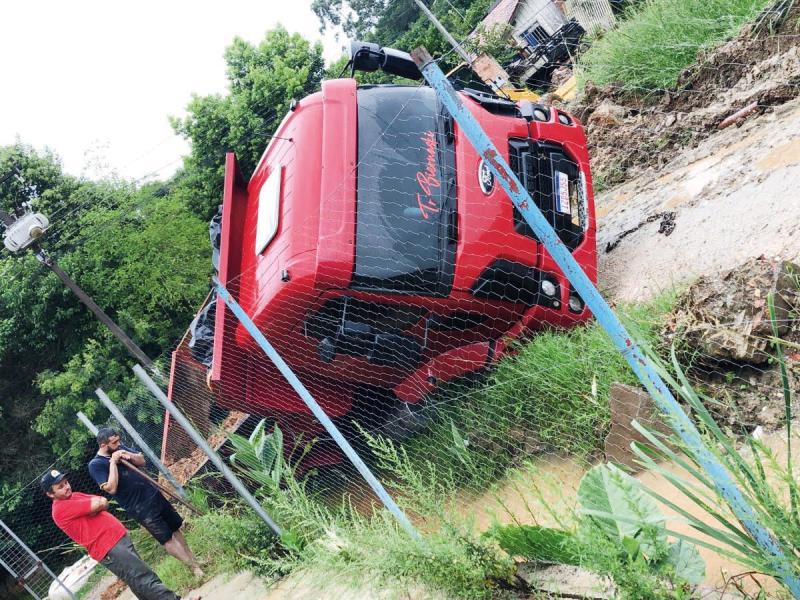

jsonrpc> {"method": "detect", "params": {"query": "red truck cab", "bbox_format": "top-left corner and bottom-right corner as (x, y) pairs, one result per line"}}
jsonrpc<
(190, 64), (596, 466)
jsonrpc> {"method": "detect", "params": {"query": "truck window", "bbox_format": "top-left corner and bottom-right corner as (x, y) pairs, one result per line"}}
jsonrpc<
(353, 86), (456, 295)
(255, 166), (281, 255)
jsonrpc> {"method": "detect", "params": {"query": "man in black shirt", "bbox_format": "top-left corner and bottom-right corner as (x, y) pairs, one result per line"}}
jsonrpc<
(88, 428), (203, 577)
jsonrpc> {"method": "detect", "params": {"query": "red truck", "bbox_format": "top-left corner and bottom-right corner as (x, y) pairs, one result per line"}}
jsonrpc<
(173, 44), (597, 468)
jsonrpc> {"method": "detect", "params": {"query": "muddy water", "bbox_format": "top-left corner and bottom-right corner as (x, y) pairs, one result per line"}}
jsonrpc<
(458, 427), (799, 593)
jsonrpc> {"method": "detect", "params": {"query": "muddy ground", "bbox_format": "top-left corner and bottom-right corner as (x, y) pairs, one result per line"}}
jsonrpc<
(595, 92), (800, 434)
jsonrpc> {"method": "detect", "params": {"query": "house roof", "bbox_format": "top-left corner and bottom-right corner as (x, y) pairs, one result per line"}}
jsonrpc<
(481, 0), (521, 28)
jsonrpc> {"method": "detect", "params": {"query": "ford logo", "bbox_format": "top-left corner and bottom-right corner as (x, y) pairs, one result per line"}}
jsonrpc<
(478, 160), (494, 195)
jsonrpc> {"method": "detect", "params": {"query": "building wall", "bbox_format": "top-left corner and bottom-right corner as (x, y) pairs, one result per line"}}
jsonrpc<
(511, 0), (566, 41)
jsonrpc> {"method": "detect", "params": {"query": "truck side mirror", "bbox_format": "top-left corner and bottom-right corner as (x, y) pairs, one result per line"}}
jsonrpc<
(350, 40), (422, 81)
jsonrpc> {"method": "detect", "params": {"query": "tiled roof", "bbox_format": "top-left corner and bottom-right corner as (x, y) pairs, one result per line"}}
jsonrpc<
(481, 0), (520, 27)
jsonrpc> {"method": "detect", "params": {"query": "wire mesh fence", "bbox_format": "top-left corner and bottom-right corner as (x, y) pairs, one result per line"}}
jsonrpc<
(1, 1), (800, 598)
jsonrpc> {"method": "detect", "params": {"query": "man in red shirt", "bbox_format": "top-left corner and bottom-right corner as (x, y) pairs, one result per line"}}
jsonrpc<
(44, 469), (181, 600)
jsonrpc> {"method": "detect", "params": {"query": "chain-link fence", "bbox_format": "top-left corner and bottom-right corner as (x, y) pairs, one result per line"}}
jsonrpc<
(2, 1), (800, 598)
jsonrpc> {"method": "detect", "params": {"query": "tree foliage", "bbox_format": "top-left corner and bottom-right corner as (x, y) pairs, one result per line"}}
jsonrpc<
(171, 26), (325, 220)
(0, 24), (329, 559)
(313, 0), (492, 68)
(0, 145), (210, 480)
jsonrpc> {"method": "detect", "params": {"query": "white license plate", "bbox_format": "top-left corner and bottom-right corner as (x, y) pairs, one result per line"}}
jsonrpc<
(556, 171), (570, 214)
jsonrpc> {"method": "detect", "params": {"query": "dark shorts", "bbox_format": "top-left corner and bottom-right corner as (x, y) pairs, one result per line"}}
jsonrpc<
(139, 495), (183, 545)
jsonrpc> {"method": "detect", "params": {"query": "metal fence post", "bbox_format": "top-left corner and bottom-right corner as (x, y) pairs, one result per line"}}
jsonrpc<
(77, 411), (98, 436)
(214, 280), (421, 541)
(0, 519), (76, 600)
(410, 46), (800, 596)
(132, 364), (283, 537)
(94, 388), (187, 498)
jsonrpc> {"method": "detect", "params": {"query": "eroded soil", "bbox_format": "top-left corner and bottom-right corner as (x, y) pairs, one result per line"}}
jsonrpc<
(568, 3), (800, 190)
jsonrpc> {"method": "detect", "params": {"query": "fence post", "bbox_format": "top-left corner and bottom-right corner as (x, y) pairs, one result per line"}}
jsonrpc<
(76, 411), (98, 436)
(214, 280), (421, 541)
(132, 364), (283, 537)
(410, 45), (800, 596)
(0, 519), (76, 600)
(94, 388), (187, 499)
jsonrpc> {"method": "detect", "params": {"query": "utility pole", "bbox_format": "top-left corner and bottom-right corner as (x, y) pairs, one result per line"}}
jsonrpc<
(2, 203), (154, 370)
(411, 0), (523, 99)
(34, 248), (154, 369)
(413, 0), (474, 66)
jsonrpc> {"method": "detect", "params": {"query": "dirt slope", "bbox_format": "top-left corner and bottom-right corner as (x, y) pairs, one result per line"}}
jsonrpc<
(571, 4), (800, 190)
(597, 94), (800, 302)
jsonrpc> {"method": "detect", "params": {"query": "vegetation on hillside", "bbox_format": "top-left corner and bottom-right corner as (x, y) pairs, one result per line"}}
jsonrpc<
(577, 0), (776, 91)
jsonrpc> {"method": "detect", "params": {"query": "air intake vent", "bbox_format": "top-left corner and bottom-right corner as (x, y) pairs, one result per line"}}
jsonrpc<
(508, 139), (585, 251)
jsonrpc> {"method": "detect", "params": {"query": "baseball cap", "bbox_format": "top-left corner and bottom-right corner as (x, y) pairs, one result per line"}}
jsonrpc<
(40, 469), (67, 494)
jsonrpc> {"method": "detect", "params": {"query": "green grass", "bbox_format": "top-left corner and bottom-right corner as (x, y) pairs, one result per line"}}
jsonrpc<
(577, 0), (774, 92)
(374, 291), (678, 492)
(121, 501), (287, 595)
(98, 292), (679, 599)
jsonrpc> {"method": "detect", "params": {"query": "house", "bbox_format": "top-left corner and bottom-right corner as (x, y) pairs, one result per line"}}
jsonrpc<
(474, 0), (615, 89)
(478, 0), (569, 51)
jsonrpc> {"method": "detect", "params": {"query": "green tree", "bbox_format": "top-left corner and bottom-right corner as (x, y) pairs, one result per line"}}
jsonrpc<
(312, 0), (416, 39)
(171, 26), (325, 220)
(0, 145), (210, 476)
(314, 0), (490, 52)
(0, 146), (100, 481)
(30, 185), (210, 460)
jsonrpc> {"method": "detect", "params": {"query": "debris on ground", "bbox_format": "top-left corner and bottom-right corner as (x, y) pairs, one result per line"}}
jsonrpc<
(604, 211), (675, 253)
(586, 99), (627, 128)
(516, 562), (616, 599)
(604, 383), (673, 471)
(98, 578), (127, 600)
(666, 258), (799, 365)
(551, 65), (574, 88)
(718, 101), (759, 129)
(661, 258), (800, 432)
(165, 410), (249, 485)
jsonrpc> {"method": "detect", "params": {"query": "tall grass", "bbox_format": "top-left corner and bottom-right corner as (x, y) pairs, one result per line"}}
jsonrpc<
(389, 292), (676, 492)
(110, 293), (678, 598)
(577, 0), (774, 92)
(616, 293), (800, 596)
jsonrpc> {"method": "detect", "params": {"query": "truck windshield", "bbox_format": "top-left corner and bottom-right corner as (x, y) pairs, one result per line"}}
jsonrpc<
(353, 86), (455, 295)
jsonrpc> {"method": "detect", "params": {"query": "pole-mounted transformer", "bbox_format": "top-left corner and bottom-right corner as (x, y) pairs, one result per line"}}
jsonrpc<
(1, 206), (154, 370)
(2, 211), (49, 252)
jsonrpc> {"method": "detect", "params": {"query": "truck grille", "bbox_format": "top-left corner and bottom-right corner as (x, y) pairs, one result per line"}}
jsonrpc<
(508, 139), (585, 251)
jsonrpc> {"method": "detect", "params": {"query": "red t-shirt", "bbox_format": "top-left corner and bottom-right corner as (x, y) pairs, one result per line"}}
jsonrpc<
(52, 492), (127, 561)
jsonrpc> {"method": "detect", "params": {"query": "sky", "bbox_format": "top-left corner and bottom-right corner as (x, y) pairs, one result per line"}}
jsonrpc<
(0, 1), (345, 182)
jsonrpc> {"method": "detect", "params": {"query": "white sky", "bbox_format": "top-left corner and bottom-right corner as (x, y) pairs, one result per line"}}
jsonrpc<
(0, 1), (345, 182)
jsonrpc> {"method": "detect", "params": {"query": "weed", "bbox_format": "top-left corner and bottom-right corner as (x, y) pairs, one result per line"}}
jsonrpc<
(577, 0), (774, 92)
(605, 294), (800, 596)
(221, 419), (515, 599)
(486, 463), (705, 598)
(295, 438), (516, 599)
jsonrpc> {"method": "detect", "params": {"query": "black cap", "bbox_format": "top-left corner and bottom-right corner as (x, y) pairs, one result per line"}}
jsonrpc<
(41, 469), (67, 494)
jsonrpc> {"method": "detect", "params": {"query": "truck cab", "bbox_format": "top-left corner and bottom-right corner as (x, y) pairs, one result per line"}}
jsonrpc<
(180, 47), (596, 467)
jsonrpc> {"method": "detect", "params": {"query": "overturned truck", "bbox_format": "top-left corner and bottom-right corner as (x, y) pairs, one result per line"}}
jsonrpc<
(168, 43), (598, 469)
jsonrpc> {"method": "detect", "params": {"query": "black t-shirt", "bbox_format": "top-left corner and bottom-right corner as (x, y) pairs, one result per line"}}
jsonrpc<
(87, 444), (159, 520)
